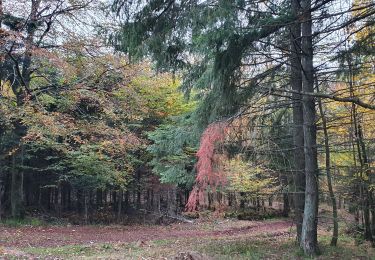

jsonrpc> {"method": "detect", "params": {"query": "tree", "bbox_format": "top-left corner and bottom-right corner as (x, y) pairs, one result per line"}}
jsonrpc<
(0, 25), (185, 219)
(111, 1), (361, 253)
(299, 0), (319, 255)
(147, 113), (198, 188)
(290, 0), (305, 243)
(1, 0), (95, 218)
(317, 84), (338, 246)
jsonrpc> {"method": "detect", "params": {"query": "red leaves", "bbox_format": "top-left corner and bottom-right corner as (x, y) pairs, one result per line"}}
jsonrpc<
(196, 122), (228, 188)
(186, 122), (228, 211)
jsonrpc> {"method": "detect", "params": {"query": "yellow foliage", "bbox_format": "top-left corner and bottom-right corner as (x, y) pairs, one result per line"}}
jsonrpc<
(224, 156), (278, 196)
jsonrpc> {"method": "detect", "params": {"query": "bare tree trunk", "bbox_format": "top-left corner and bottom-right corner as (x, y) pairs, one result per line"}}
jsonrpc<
(168, 187), (177, 216)
(21, 0), (41, 89)
(125, 190), (129, 210)
(283, 193), (290, 217)
(11, 145), (24, 219)
(10, 0), (42, 220)
(290, 0), (305, 243)
(0, 8), (3, 218)
(0, 0), (2, 27)
(118, 190), (123, 222)
(240, 192), (245, 210)
(84, 191), (88, 224)
(347, 53), (373, 242)
(158, 192), (161, 213)
(317, 86), (338, 246)
(370, 195), (375, 238)
(358, 125), (373, 242)
(0, 180), (4, 221)
(300, 0), (319, 255)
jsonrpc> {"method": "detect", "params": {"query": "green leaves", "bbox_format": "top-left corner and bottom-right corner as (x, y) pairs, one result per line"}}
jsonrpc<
(147, 114), (199, 188)
(64, 147), (130, 190)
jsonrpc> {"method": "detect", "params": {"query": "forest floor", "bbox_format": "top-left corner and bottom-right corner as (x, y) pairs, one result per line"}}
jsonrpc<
(0, 217), (374, 259)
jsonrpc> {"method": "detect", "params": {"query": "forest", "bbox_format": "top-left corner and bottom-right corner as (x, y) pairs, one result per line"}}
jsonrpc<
(0, 0), (374, 259)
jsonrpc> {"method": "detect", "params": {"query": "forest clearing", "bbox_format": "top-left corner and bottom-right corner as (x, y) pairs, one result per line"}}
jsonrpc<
(1, 215), (374, 259)
(1, 0), (375, 258)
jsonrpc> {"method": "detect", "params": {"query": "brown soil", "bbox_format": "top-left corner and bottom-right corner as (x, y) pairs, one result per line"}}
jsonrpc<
(0, 219), (292, 248)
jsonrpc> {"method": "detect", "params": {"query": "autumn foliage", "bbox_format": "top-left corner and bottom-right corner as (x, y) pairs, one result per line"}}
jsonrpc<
(186, 122), (228, 211)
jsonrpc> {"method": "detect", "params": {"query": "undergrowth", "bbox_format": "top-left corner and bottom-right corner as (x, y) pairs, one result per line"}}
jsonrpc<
(1, 217), (44, 227)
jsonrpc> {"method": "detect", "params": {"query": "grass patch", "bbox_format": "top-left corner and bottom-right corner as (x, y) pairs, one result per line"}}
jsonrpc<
(152, 239), (170, 246)
(20, 233), (375, 259)
(24, 245), (95, 257)
(1, 217), (44, 227)
(203, 238), (287, 259)
(4, 217), (374, 259)
(23, 242), (144, 259)
(201, 234), (375, 259)
(206, 240), (264, 259)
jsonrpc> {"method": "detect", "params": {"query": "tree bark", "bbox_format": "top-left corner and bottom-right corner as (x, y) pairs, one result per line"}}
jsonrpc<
(290, 0), (305, 243)
(358, 124), (373, 242)
(118, 190), (123, 221)
(11, 152), (24, 218)
(283, 192), (290, 217)
(0, 180), (4, 221)
(84, 191), (88, 224)
(240, 192), (245, 210)
(317, 87), (338, 246)
(347, 53), (373, 242)
(168, 187), (177, 216)
(300, 0), (319, 255)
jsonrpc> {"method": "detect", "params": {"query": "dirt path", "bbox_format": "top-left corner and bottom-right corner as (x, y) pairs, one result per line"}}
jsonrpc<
(0, 219), (292, 248)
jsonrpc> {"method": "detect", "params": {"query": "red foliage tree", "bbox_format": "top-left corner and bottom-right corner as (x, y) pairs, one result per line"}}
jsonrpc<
(186, 122), (228, 211)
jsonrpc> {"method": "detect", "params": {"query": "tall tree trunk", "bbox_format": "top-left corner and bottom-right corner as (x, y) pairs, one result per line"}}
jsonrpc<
(84, 191), (88, 224)
(118, 190), (123, 222)
(370, 195), (375, 237)
(125, 190), (129, 210)
(0, 180), (4, 221)
(0, 0), (3, 27)
(9, 0), (42, 220)
(283, 192), (290, 217)
(280, 172), (290, 217)
(11, 141), (25, 219)
(168, 187), (177, 216)
(290, 0), (305, 243)
(21, 0), (41, 89)
(96, 189), (102, 208)
(358, 124), (373, 242)
(347, 53), (373, 242)
(240, 192), (245, 210)
(0, 0), (3, 84)
(317, 86), (338, 246)
(300, 0), (319, 255)
(11, 152), (24, 218)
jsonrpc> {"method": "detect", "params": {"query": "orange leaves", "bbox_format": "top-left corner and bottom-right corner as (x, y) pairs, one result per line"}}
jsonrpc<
(186, 122), (228, 211)
(195, 122), (229, 189)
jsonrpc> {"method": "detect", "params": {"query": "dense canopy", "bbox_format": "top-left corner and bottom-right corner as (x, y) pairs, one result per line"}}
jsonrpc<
(0, 0), (375, 257)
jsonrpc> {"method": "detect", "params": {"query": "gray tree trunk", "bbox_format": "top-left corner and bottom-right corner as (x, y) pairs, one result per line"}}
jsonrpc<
(11, 152), (24, 218)
(10, 0), (41, 220)
(290, 0), (305, 243)
(0, 180), (4, 221)
(300, 0), (319, 255)
(84, 191), (88, 224)
(317, 86), (338, 246)
(358, 125), (373, 242)
(347, 54), (373, 242)
(118, 190), (123, 222)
